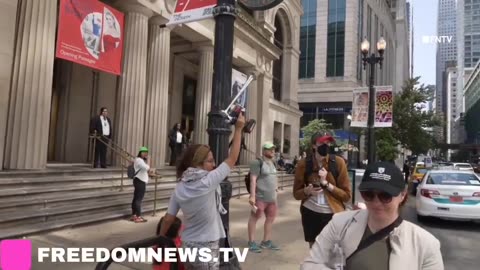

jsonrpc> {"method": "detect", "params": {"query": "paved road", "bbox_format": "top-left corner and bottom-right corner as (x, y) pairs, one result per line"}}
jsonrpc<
(24, 171), (480, 269)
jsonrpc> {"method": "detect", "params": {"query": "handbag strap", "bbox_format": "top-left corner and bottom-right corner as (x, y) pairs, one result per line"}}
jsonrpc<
(346, 216), (403, 261)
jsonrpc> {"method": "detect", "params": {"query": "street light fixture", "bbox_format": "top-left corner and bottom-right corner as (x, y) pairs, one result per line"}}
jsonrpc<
(361, 37), (386, 164)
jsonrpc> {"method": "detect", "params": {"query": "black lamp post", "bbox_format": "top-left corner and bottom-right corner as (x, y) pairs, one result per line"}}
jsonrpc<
(361, 37), (387, 164)
(208, 0), (236, 239)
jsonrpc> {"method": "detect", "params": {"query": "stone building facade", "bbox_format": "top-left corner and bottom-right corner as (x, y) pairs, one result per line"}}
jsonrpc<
(0, 0), (303, 170)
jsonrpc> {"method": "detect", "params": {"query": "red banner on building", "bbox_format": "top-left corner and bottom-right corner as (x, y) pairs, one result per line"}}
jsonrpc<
(56, 0), (124, 75)
(167, 0), (217, 25)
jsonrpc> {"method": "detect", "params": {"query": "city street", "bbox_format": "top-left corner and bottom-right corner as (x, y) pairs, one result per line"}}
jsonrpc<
(26, 172), (480, 269)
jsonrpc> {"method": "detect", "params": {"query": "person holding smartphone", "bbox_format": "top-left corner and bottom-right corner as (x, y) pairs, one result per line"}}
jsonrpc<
(293, 134), (352, 248)
(131, 146), (155, 223)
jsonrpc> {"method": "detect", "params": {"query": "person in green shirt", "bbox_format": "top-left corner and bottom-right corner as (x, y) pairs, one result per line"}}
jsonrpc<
(247, 142), (280, 253)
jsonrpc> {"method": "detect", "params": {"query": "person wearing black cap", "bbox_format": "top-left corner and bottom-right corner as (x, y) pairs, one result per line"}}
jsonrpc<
(301, 161), (443, 270)
(293, 133), (352, 248)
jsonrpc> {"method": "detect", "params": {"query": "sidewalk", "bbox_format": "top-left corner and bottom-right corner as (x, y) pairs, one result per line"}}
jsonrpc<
(28, 189), (310, 270)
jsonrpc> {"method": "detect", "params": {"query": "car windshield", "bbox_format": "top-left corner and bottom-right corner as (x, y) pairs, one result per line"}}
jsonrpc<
(427, 173), (480, 186)
(455, 164), (472, 169)
(416, 168), (428, 174)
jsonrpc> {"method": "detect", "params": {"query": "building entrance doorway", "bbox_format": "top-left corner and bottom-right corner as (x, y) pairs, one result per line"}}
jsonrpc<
(181, 76), (196, 144)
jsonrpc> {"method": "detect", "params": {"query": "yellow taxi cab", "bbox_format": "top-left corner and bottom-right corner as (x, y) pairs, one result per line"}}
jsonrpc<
(410, 162), (428, 195)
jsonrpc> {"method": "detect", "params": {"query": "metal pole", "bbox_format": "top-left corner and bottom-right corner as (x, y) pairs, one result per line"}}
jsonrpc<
(367, 54), (376, 164)
(120, 161), (124, 191)
(209, 0), (236, 234)
(92, 131), (97, 168)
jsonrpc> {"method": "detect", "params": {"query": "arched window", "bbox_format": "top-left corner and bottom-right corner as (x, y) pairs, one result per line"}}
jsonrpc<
(273, 15), (284, 101)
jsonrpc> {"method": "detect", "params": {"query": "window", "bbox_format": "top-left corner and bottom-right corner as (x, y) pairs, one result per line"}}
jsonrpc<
(326, 0), (346, 77)
(299, 0), (317, 79)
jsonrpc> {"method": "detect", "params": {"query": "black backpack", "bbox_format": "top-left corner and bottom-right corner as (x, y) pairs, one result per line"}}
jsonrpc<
(245, 158), (263, 193)
(127, 162), (140, 179)
(304, 154), (339, 184)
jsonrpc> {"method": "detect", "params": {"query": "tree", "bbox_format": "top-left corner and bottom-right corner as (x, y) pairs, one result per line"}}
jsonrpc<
(300, 119), (334, 153)
(376, 77), (442, 156)
(376, 128), (399, 161)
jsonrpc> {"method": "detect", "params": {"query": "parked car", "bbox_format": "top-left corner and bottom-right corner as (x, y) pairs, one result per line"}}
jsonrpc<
(470, 163), (480, 173)
(410, 163), (428, 195)
(416, 169), (480, 222)
(453, 163), (474, 171)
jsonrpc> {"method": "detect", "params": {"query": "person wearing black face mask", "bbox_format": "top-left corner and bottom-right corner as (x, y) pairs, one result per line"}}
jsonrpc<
(293, 134), (352, 248)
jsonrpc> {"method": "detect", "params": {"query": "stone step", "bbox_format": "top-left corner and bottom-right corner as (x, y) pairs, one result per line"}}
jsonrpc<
(0, 176), (179, 198)
(0, 192), (173, 227)
(0, 202), (170, 240)
(0, 186), (175, 211)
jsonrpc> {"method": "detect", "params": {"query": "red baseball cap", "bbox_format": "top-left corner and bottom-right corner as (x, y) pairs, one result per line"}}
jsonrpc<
(316, 135), (335, 144)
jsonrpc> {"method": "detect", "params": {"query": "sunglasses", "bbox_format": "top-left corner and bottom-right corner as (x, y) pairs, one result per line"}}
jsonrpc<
(360, 191), (393, 204)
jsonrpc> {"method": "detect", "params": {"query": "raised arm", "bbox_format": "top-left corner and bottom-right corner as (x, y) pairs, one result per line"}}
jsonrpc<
(224, 113), (246, 168)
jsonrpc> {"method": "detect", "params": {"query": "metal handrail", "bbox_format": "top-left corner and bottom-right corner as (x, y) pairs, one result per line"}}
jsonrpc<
(94, 236), (178, 270)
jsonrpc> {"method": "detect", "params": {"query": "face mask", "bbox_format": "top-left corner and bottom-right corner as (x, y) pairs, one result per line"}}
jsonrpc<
(317, 144), (329, 156)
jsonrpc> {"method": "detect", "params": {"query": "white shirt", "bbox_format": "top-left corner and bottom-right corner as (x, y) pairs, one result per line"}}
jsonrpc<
(100, 116), (110, 136)
(133, 157), (150, 183)
(176, 131), (182, 143)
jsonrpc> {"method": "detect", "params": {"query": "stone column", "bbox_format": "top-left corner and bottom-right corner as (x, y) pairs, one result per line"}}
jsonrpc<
(144, 16), (170, 168)
(193, 45), (214, 145)
(256, 71), (274, 155)
(4, 0), (57, 169)
(114, 4), (151, 158)
(0, 0), (20, 170)
(240, 69), (259, 165)
(282, 48), (300, 108)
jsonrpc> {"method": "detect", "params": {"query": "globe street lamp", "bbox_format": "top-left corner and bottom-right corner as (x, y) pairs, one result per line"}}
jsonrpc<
(361, 37), (386, 164)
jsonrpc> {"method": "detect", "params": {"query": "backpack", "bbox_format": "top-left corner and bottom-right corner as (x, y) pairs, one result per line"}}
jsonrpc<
(245, 158), (263, 194)
(304, 154), (339, 183)
(127, 161), (140, 179)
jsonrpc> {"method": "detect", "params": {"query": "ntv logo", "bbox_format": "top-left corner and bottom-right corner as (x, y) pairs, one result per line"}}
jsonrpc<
(422, 36), (453, 44)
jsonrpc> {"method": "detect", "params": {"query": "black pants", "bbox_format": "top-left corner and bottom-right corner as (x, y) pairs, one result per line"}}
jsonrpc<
(169, 143), (183, 166)
(94, 136), (108, 168)
(300, 205), (334, 243)
(132, 178), (146, 216)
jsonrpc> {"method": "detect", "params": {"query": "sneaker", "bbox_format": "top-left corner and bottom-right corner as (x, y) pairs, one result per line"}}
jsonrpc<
(248, 241), (262, 253)
(260, 240), (280, 250)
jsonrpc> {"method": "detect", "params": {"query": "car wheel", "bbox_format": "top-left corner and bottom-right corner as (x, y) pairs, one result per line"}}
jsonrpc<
(417, 214), (428, 223)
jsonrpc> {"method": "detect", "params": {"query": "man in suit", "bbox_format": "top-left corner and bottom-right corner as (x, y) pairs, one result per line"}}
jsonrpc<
(91, 107), (113, 168)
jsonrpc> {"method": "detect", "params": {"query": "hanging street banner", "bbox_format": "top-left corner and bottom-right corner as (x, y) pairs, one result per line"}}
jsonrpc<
(374, 86), (394, 128)
(56, 0), (124, 75)
(167, 0), (217, 26)
(232, 69), (248, 108)
(351, 88), (369, 128)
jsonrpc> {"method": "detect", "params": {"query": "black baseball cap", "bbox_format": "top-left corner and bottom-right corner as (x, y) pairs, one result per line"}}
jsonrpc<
(359, 162), (406, 196)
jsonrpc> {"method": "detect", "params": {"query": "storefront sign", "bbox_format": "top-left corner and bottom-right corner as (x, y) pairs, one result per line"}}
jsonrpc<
(167, 0), (217, 26)
(351, 88), (369, 128)
(56, 0), (124, 75)
(374, 86), (394, 128)
(318, 107), (347, 113)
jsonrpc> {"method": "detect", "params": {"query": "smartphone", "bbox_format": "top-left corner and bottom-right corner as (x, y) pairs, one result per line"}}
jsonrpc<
(251, 205), (258, 214)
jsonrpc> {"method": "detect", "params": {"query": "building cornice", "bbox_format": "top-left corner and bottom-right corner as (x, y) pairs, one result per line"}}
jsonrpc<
(270, 99), (303, 117)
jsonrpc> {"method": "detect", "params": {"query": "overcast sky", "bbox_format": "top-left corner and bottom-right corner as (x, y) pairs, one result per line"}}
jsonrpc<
(412, 0), (438, 86)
